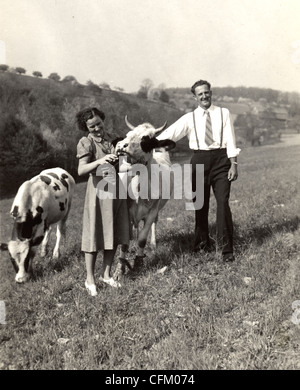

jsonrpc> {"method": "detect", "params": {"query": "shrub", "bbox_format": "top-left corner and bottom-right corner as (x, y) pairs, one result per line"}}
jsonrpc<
(48, 73), (61, 82)
(33, 71), (43, 78)
(15, 67), (26, 75)
(0, 115), (53, 197)
(0, 64), (9, 72)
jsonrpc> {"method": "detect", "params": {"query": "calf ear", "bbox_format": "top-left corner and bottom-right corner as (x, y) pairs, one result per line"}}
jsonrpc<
(157, 139), (176, 151)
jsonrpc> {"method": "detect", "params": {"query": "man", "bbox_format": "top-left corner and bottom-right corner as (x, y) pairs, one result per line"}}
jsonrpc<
(157, 80), (240, 262)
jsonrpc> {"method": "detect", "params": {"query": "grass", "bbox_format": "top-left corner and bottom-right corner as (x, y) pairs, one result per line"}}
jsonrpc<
(0, 137), (300, 370)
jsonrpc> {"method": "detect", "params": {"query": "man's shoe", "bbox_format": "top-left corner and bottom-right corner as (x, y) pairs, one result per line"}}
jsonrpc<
(223, 253), (235, 262)
(193, 242), (212, 253)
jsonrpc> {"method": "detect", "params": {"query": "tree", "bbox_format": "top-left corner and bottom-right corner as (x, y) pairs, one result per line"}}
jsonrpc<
(113, 86), (124, 92)
(99, 82), (110, 90)
(86, 79), (95, 86)
(61, 75), (78, 84)
(0, 115), (53, 196)
(159, 90), (170, 103)
(137, 78), (154, 99)
(287, 92), (300, 117)
(0, 64), (9, 72)
(33, 71), (42, 78)
(137, 89), (147, 99)
(48, 73), (61, 82)
(15, 67), (26, 75)
(157, 83), (167, 91)
(86, 80), (102, 93)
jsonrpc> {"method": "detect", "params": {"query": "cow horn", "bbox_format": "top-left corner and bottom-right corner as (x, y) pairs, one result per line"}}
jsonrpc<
(155, 122), (168, 134)
(125, 116), (135, 130)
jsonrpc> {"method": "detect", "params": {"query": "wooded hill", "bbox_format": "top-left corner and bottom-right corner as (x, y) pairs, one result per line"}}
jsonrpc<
(0, 72), (184, 198)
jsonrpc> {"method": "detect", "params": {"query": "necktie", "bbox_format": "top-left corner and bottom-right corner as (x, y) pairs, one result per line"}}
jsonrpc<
(204, 110), (214, 146)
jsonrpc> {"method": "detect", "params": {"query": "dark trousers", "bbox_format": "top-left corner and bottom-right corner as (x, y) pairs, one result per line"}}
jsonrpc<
(191, 149), (233, 254)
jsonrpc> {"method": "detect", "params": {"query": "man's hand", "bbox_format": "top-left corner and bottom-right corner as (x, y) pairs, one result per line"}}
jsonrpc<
(228, 164), (238, 181)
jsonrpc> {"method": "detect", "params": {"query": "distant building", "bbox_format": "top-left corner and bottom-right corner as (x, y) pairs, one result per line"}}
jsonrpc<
(238, 97), (254, 104)
(272, 106), (289, 122)
(216, 102), (251, 124)
(252, 102), (288, 128)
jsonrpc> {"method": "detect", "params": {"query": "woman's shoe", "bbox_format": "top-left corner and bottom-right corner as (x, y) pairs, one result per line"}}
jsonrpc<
(99, 276), (121, 288)
(85, 281), (98, 296)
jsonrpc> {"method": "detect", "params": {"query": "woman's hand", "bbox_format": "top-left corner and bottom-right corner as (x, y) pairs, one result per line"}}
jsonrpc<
(78, 154), (118, 177)
(97, 154), (119, 165)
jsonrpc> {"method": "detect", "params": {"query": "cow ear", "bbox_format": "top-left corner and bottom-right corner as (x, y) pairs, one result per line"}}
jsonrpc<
(0, 243), (8, 251)
(111, 137), (123, 149)
(157, 139), (176, 151)
(141, 135), (159, 153)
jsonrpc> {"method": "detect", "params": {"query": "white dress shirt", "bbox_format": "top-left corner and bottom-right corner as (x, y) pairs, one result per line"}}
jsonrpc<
(157, 105), (241, 158)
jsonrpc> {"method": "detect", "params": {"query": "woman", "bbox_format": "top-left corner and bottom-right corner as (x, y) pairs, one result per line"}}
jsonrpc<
(76, 107), (130, 296)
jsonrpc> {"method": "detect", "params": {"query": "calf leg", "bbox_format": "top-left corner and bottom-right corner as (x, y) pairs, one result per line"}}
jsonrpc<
(53, 220), (66, 259)
(40, 226), (52, 257)
(149, 222), (156, 249)
(16, 247), (35, 283)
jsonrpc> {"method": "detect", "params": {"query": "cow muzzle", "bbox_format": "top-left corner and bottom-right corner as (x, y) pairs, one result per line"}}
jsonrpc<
(15, 272), (31, 283)
(8, 239), (31, 282)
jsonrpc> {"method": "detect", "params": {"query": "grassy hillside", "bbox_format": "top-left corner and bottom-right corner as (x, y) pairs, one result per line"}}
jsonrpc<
(0, 135), (299, 370)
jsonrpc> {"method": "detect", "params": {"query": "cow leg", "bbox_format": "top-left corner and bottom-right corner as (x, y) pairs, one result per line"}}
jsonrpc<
(53, 220), (66, 259)
(113, 244), (132, 280)
(15, 247), (31, 283)
(119, 244), (128, 259)
(136, 217), (155, 257)
(40, 226), (52, 257)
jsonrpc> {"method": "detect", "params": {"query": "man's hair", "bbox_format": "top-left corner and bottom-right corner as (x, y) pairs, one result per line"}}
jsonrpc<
(76, 107), (106, 132)
(191, 80), (211, 95)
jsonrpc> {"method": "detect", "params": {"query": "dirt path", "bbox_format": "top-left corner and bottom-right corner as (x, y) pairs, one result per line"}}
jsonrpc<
(265, 133), (300, 148)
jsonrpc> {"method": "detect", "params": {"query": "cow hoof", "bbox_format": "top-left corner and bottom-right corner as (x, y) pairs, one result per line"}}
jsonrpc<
(52, 252), (60, 260)
(133, 255), (145, 270)
(113, 258), (131, 280)
(113, 263), (123, 281)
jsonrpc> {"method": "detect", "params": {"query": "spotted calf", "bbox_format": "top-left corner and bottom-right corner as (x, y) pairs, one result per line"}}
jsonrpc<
(7, 168), (75, 283)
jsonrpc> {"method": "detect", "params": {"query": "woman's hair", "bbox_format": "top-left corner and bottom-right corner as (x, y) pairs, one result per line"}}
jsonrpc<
(191, 80), (211, 95)
(76, 107), (106, 132)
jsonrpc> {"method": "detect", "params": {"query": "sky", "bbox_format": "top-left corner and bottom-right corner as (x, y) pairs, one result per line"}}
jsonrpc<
(0, 0), (300, 94)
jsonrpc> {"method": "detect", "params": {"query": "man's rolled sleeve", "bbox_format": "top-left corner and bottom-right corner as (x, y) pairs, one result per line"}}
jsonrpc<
(224, 111), (241, 158)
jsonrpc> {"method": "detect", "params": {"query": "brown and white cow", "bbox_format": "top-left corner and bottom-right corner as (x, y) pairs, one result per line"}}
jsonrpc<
(7, 167), (75, 283)
(113, 117), (176, 275)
